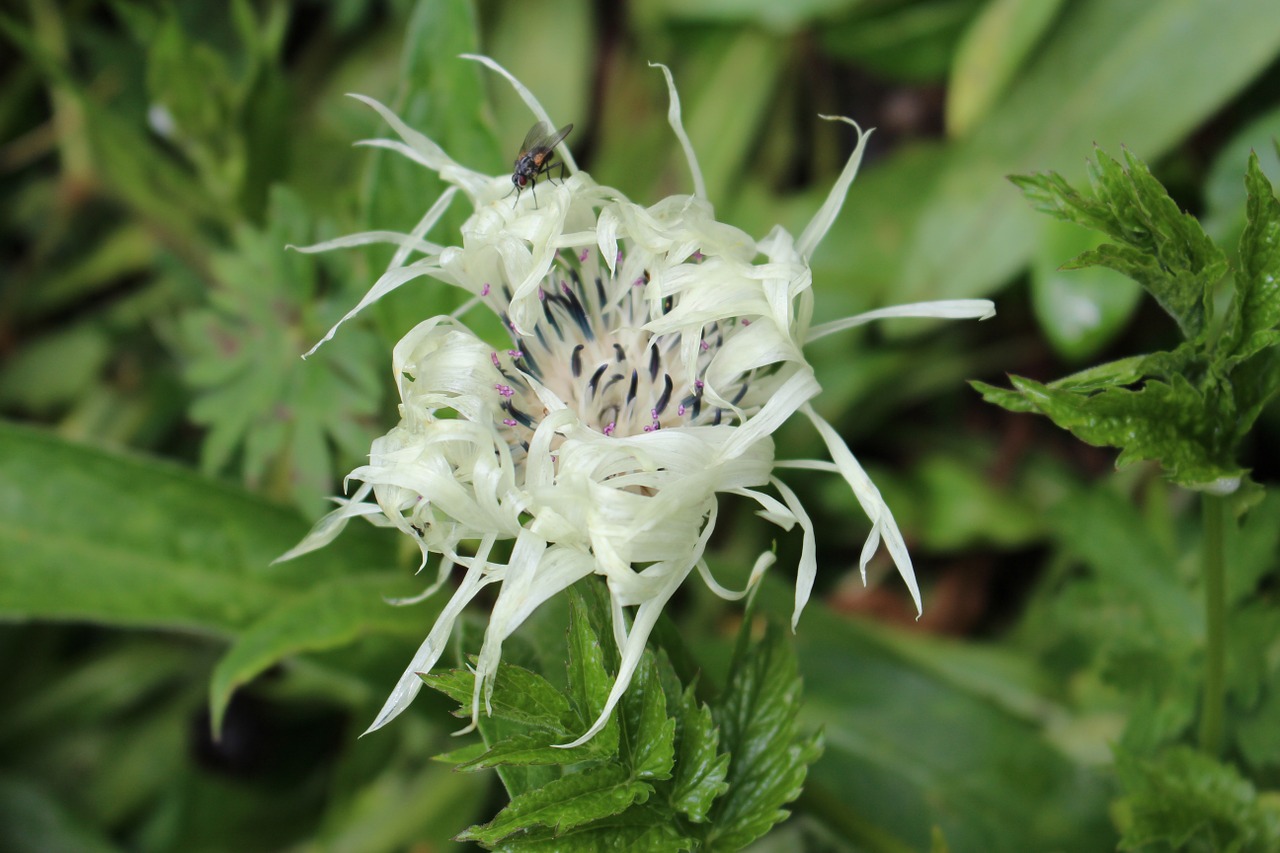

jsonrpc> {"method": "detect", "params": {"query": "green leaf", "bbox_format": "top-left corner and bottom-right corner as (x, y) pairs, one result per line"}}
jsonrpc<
(455, 732), (601, 771)
(0, 421), (394, 633)
(899, 0), (1280, 303)
(620, 653), (676, 782)
(1005, 374), (1243, 489)
(457, 764), (651, 846)
(208, 574), (431, 734)
(1115, 745), (1280, 852)
(488, 805), (693, 852)
(565, 591), (619, 753)
(1029, 217), (1143, 361)
(969, 379), (1037, 412)
(1012, 148), (1228, 341)
(1223, 152), (1280, 362)
(705, 621), (822, 851)
(670, 687), (730, 823)
(423, 664), (577, 733)
(946, 0), (1065, 136)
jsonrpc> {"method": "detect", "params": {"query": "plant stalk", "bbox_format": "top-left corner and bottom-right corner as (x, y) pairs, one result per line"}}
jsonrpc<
(1198, 492), (1227, 756)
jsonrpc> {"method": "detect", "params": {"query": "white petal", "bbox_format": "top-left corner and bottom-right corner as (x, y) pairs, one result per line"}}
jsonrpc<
(802, 403), (922, 615)
(363, 535), (499, 734)
(649, 62), (706, 199)
(771, 476), (816, 629)
(796, 116), (873, 259)
(806, 299), (997, 343)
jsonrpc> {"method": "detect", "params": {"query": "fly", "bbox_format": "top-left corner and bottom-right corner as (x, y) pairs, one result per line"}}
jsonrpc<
(510, 121), (573, 208)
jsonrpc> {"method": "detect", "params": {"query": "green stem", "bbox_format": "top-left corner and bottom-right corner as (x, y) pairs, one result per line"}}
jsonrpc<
(1198, 492), (1227, 756)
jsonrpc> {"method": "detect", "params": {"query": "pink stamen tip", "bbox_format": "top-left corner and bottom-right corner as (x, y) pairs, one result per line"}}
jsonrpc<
(562, 282), (572, 294)
(677, 404), (686, 416)
(495, 384), (514, 398)
(695, 380), (704, 389)
(507, 349), (523, 359)
(491, 352), (501, 367)
(615, 250), (623, 263)
(481, 283), (491, 296)
(579, 249), (589, 262)
(643, 425), (653, 432)
(700, 340), (710, 351)
(742, 319), (751, 326)
(633, 278), (646, 287)
(692, 251), (704, 261)
(604, 421), (616, 436)
(502, 418), (517, 427)
(538, 288), (547, 301)
(650, 408), (658, 419)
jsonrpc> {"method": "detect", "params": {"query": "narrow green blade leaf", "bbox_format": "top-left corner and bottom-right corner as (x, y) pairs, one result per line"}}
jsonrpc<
(457, 764), (650, 845)
(488, 805), (693, 852)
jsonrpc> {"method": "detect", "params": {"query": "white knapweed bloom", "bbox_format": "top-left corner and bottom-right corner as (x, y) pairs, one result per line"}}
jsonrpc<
(280, 56), (994, 746)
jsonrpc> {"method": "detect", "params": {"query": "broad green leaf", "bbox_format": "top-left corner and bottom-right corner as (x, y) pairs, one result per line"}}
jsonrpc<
(670, 687), (730, 823)
(423, 664), (577, 733)
(1223, 153), (1280, 363)
(1115, 746), (1280, 851)
(0, 421), (394, 632)
(946, 0), (1065, 136)
(208, 573), (432, 733)
(645, 0), (858, 33)
(772, 590), (1114, 851)
(1029, 218), (1142, 361)
(619, 653), (675, 782)
(457, 764), (650, 845)
(819, 0), (983, 82)
(706, 622), (822, 851)
(900, 0), (1280, 303)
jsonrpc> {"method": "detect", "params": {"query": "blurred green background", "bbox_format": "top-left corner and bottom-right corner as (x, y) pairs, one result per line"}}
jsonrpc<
(3, 0), (1280, 850)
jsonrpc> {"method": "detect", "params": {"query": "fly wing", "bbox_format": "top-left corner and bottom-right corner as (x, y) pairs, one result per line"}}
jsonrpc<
(519, 121), (555, 156)
(520, 122), (573, 155)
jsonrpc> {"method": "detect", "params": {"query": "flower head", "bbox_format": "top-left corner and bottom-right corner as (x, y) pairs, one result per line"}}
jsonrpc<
(281, 56), (994, 746)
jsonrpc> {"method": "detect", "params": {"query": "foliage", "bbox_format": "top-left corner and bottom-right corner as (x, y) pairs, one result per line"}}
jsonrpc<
(976, 147), (1280, 493)
(2, 0), (1280, 849)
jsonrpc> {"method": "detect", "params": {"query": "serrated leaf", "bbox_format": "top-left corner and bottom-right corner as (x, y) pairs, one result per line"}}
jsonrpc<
(423, 663), (577, 733)
(670, 687), (730, 823)
(1006, 374), (1244, 489)
(489, 805), (693, 852)
(620, 653), (675, 782)
(1115, 745), (1280, 851)
(565, 591), (619, 753)
(705, 622), (821, 851)
(1014, 148), (1228, 341)
(457, 732), (600, 771)
(457, 764), (651, 846)
(1223, 152), (1280, 363)
(969, 380), (1037, 412)
(434, 741), (490, 765)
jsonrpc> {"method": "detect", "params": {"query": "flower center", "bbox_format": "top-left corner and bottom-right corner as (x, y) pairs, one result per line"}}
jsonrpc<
(481, 246), (751, 446)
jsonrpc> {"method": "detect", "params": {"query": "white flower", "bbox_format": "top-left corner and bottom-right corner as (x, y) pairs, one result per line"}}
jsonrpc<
(280, 55), (994, 746)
